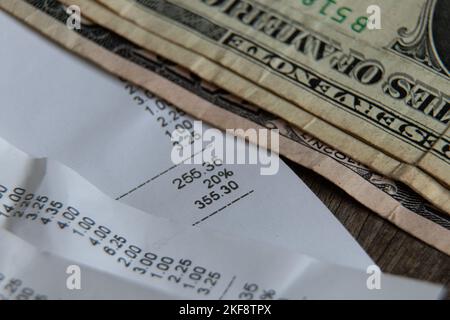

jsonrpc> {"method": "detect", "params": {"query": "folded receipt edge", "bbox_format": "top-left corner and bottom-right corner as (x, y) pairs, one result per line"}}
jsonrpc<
(0, 228), (180, 299)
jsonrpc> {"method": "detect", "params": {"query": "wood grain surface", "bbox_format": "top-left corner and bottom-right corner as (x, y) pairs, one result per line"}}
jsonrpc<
(284, 158), (450, 299)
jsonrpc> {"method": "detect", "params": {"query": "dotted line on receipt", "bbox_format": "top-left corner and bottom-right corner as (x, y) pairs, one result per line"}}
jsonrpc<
(219, 276), (237, 300)
(115, 145), (209, 200)
(115, 164), (179, 200)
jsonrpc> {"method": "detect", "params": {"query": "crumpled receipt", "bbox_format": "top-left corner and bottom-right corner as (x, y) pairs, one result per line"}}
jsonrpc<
(0, 137), (444, 300)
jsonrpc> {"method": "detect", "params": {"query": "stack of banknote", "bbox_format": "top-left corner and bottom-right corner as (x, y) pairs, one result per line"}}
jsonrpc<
(1, 0), (448, 256)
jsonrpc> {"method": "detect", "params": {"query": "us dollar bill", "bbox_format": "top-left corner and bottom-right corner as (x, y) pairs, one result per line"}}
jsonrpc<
(1, 0), (449, 254)
(91, 0), (450, 213)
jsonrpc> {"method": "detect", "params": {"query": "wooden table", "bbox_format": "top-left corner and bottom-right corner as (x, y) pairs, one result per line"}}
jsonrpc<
(284, 158), (450, 299)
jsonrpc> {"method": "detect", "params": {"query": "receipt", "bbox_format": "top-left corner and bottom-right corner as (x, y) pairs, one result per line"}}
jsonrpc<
(0, 228), (176, 300)
(0, 137), (444, 299)
(0, 10), (371, 269)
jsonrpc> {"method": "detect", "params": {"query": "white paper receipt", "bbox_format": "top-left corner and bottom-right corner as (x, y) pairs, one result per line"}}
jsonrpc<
(0, 137), (444, 299)
(0, 228), (176, 300)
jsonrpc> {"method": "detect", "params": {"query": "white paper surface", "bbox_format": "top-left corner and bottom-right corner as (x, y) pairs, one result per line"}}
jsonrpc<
(0, 137), (444, 299)
(0, 229), (177, 300)
(0, 10), (372, 269)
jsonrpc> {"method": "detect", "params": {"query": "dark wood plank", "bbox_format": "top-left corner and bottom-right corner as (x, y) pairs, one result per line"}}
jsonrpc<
(284, 158), (450, 299)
